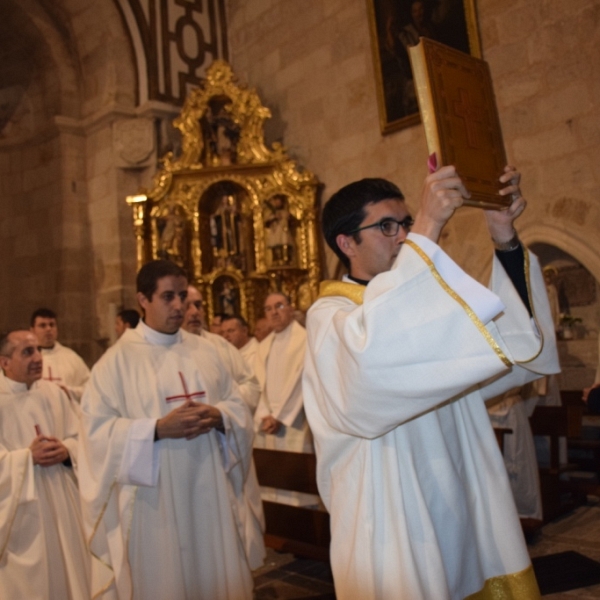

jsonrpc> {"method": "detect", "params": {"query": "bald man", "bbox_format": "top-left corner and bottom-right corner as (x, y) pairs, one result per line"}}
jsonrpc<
(254, 293), (316, 506)
(0, 330), (90, 599)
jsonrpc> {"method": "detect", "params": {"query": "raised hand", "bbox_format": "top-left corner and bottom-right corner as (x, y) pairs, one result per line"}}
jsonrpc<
(485, 166), (527, 245)
(412, 164), (470, 243)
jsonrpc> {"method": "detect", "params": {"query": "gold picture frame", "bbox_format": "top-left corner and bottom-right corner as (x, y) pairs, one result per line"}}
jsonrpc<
(366, 0), (482, 135)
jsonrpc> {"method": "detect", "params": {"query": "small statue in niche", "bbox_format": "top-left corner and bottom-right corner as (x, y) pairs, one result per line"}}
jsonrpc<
(210, 194), (243, 270)
(214, 276), (240, 317)
(219, 280), (238, 316)
(264, 194), (295, 266)
(202, 97), (240, 166)
(158, 206), (187, 267)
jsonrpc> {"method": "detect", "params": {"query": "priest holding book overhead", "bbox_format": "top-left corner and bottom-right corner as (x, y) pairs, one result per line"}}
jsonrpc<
(303, 161), (560, 599)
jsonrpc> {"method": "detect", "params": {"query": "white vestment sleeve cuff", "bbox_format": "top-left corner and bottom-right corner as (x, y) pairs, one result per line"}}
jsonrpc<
(215, 412), (238, 474)
(406, 233), (505, 324)
(117, 418), (159, 487)
(23, 451), (36, 502)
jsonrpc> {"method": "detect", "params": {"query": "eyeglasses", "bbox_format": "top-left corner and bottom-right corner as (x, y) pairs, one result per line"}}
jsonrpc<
(264, 302), (287, 313)
(348, 216), (414, 237)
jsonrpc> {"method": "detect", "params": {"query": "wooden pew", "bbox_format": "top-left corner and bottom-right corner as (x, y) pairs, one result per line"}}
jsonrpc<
(560, 390), (600, 497)
(253, 448), (330, 561)
(529, 404), (585, 523)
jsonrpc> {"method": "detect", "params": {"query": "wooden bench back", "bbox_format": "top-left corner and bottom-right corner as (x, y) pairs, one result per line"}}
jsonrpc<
(529, 405), (583, 470)
(253, 448), (330, 561)
(253, 448), (320, 494)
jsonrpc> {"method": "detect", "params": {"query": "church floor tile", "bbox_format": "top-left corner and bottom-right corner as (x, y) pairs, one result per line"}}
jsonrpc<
(253, 499), (600, 599)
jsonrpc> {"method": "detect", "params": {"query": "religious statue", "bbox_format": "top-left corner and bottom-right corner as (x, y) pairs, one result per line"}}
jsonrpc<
(210, 195), (242, 269)
(158, 207), (187, 266)
(202, 98), (240, 166)
(217, 279), (239, 316)
(264, 195), (295, 266)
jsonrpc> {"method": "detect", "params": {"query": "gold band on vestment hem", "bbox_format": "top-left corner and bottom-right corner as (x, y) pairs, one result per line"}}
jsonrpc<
(404, 239), (512, 368)
(464, 564), (541, 600)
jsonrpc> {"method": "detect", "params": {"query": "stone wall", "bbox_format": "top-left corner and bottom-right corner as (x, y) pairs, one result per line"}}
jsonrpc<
(1, 0), (598, 374)
(0, 0), (140, 363)
(226, 0), (600, 285)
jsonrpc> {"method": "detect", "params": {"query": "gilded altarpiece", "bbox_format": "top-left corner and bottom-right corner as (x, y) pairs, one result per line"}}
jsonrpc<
(128, 61), (322, 327)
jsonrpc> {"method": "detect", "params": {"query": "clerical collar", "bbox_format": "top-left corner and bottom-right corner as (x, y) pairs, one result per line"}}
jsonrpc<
(274, 321), (294, 339)
(346, 274), (370, 286)
(139, 319), (181, 346)
(0, 371), (33, 393)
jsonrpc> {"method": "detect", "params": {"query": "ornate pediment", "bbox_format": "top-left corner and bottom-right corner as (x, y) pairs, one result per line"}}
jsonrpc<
(128, 60), (322, 325)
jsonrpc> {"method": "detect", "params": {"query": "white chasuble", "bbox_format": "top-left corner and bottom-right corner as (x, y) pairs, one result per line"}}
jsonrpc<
(200, 329), (265, 570)
(41, 341), (90, 402)
(303, 233), (560, 600)
(254, 320), (317, 506)
(240, 337), (259, 368)
(254, 320), (312, 453)
(201, 329), (261, 414)
(0, 374), (90, 600)
(79, 322), (254, 600)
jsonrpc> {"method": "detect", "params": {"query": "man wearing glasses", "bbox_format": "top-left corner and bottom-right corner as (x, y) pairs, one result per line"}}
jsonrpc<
(254, 292), (316, 505)
(303, 165), (559, 599)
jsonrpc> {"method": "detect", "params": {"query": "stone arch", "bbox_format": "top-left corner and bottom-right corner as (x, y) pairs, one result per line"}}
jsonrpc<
(57, 0), (137, 113)
(0, 0), (139, 363)
(519, 223), (600, 284)
(0, 0), (80, 138)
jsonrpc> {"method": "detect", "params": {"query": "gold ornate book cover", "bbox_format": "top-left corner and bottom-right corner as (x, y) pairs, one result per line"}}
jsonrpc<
(409, 37), (510, 210)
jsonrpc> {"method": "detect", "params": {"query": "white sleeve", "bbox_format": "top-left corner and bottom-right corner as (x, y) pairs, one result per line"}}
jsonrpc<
(116, 418), (160, 487)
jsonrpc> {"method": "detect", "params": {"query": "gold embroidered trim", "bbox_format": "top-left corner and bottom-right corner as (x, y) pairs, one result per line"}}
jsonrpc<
(125, 487), (138, 600)
(90, 481), (139, 600)
(90, 479), (118, 599)
(404, 239), (512, 368)
(464, 564), (540, 600)
(318, 280), (365, 304)
(513, 248), (544, 364)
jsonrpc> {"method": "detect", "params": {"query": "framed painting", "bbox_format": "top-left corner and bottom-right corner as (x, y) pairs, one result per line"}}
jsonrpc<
(366, 0), (482, 135)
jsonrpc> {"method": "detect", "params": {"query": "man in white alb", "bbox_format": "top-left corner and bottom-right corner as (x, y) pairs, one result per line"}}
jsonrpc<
(0, 330), (90, 599)
(221, 315), (259, 366)
(254, 293), (316, 505)
(114, 309), (140, 339)
(254, 293), (312, 454)
(183, 286), (261, 414)
(253, 317), (272, 342)
(182, 284), (265, 569)
(78, 261), (255, 600)
(30, 308), (90, 401)
(302, 165), (560, 600)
